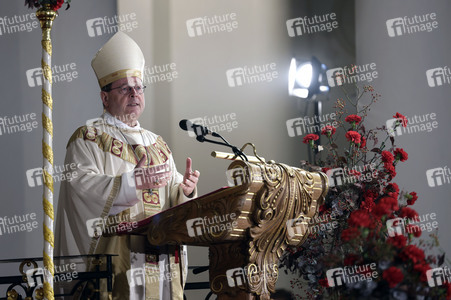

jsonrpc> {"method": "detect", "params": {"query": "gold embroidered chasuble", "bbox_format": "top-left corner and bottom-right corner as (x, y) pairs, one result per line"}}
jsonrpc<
(55, 117), (193, 300)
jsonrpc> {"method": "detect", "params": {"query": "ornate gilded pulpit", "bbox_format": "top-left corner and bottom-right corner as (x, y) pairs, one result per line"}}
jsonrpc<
(118, 151), (328, 300)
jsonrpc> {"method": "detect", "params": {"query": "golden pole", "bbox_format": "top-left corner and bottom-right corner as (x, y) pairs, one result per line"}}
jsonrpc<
(36, 4), (57, 300)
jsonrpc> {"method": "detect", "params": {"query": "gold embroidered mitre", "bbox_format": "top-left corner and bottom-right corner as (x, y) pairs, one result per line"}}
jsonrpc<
(91, 31), (145, 88)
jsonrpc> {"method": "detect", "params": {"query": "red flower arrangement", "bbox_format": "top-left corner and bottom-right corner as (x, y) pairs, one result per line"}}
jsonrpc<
(394, 147), (408, 162)
(281, 86), (447, 299)
(321, 125), (336, 137)
(345, 114), (362, 128)
(382, 267), (404, 288)
(345, 131), (361, 144)
(24, 0), (70, 11)
(393, 112), (408, 127)
(303, 133), (319, 144)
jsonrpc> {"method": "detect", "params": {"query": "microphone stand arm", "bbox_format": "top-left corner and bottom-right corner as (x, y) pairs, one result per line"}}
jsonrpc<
(198, 135), (248, 161)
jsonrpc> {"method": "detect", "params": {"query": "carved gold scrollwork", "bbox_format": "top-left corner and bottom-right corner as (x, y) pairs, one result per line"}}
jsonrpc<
(241, 160), (327, 299)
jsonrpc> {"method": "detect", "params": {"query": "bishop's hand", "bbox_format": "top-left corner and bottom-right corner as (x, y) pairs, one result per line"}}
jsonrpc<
(181, 157), (200, 197)
(134, 154), (172, 189)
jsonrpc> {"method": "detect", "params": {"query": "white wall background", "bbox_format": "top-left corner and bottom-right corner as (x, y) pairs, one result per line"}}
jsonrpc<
(355, 0), (451, 258)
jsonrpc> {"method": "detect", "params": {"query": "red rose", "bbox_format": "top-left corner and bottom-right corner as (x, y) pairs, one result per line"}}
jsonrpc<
(341, 227), (360, 241)
(400, 245), (425, 264)
(383, 267), (404, 288)
(393, 112), (408, 127)
(387, 235), (407, 248)
(406, 192), (418, 206)
(345, 131), (361, 144)
(302, 134), (319, 144)
(348, 210), (372, 228)
(381, 151), (394, 163)
(384, 183), (400, 199)
(399, 207), (419, 220)
(321, 125), (336, 137)
(345, 114), (362, 124)
(359, 136), (367, 148)
(394, 148), (408, 162)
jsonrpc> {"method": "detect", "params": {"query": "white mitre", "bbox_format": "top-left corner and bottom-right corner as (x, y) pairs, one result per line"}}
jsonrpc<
(91, 31), (145, 88)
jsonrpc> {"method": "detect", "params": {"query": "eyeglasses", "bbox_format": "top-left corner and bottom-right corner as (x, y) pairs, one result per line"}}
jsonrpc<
(109, 85), (147, 95)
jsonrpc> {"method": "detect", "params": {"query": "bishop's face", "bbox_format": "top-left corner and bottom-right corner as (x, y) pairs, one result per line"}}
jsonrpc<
(101, 76), (145, 127)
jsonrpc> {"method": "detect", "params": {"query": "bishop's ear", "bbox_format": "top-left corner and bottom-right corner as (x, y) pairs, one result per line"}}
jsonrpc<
(100, 91), (109, 109)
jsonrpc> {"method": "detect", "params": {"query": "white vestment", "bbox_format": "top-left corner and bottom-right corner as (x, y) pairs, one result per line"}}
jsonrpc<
(55, 113), (194, 299)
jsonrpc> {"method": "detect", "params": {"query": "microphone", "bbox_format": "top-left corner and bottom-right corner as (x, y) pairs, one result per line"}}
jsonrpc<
(179, 119), (217, 137)
(179, 119), (248, 161)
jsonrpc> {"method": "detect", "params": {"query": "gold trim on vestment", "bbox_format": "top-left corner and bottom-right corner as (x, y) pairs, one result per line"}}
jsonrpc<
(87, 175), (122, 266)
(67, 126), (172, 166)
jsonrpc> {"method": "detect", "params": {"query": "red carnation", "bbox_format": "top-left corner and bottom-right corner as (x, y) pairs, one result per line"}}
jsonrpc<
(445, 282), (451, 299)
(406, 192), (418, 206)
(345, 114), (362, 124)
(413, 263), (431, 282)
(394, 148), (408, 162)
(361, 198), (375, 212)
(361, 189), (377, 212)
(380, 196), (399, 211)
(383, 267), (404, 288)
(345, 131), (361, 144)
(384, 183), (400, 199)
(400, 245), (425, 264)
(381, 151), (394, 163)
(384, 163), (397, 179)
(348, 210), (372, 228)
(393, 112), (408, 127)
(341, 227), (360, 241)
(399, 207), (419, 220)
(302, 134), (319, 144)
(321, 125), (336, 137)
(372, 197), (398, 218)
(53, 0), (64, 10)
(387, 235), (407, 249)
(359, 136), (367, 148)
(319, 278), (329, 287)
(373, 202), (392, 218)
(406, 224), (422, 237)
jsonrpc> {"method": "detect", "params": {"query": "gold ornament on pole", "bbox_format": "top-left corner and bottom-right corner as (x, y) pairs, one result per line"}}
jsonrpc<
(36, 4), (57, 300)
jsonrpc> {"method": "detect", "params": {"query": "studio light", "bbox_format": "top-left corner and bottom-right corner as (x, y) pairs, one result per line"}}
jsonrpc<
(288, 56), (329, 100)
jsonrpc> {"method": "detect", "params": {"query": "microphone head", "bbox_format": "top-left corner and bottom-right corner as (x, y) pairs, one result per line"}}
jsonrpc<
(179, 119), (192, 131)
